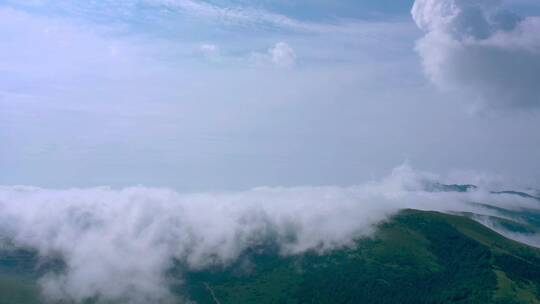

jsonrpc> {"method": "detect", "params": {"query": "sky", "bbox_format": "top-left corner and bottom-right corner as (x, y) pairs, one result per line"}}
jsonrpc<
(2, 0), (540, 191)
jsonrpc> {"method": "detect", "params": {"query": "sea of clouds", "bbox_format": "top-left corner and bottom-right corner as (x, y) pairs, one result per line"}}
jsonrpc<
(0, 165), (539, 303)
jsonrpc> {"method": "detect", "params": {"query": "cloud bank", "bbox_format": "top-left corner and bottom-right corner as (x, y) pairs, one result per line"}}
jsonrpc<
(1, 166), (539, 303)
(412, 0), (540, 110)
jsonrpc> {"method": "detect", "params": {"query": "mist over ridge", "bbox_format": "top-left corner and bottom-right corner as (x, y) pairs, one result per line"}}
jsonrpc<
(1, 165), (539, 302)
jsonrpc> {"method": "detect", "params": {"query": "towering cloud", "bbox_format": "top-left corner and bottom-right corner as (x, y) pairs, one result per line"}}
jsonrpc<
(412, 0), (540, 110)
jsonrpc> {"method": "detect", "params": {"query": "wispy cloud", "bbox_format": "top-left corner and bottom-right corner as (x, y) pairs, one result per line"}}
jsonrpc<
(150, 0), (416, 33)
(3, 0), (413, 36)
(147, 0), (361, 33)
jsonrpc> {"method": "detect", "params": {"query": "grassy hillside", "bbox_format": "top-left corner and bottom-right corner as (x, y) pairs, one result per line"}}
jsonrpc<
(183, 210), (540, 304)
(3, 210), (540, 303)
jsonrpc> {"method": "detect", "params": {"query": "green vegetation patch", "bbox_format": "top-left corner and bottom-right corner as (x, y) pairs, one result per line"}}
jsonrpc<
(186, 210), (540, 304)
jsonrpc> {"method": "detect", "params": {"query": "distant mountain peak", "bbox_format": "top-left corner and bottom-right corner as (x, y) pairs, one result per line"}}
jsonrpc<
(424, 182), (478, 193)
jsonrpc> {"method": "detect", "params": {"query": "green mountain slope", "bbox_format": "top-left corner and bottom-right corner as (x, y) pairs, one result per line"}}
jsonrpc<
(2, 210), (540, 303)
(183, 210), (540, 304)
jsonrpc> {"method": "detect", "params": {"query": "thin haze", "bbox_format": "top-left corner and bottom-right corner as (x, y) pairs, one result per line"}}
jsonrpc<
(1, 0), (540, 190)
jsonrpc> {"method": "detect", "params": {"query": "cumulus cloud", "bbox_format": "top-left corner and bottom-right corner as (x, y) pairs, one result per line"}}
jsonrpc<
(250, 42), (296, 68)
(1, 165), (539, 303)
(269, 42), (296, 67)
(412, 0), (540, 110)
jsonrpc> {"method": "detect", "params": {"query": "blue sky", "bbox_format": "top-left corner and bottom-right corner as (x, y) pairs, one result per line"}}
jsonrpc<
(1, 0), (540, 190)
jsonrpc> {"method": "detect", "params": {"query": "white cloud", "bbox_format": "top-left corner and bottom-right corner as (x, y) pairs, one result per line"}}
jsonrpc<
(250, 42), (296, 68)
(412, 0), (540, 110)
(270, 42), (296, 67)
(1, 165), (539, 302)
(198, 43), (219, 57)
